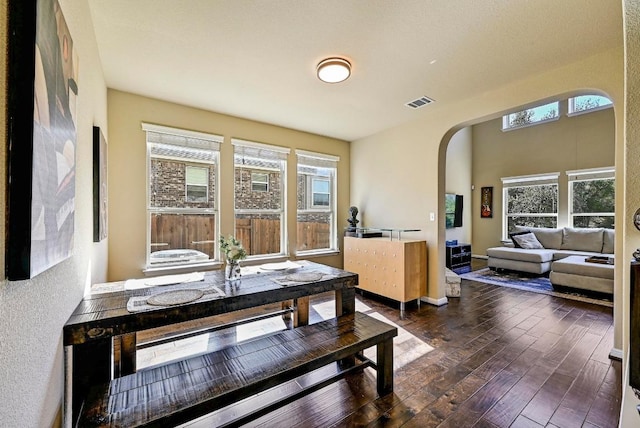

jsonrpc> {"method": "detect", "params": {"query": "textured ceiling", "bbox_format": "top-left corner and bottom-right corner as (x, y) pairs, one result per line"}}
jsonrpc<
(88, 0), (622, 141)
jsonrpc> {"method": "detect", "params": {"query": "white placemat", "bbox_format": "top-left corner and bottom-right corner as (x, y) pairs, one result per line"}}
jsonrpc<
(124, 272), (205, 290)
(127, 286), (226, 312)
(271, 271), (336, 287)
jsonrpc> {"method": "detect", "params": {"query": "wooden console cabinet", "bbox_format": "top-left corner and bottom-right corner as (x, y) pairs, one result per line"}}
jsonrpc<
(343, 237), (427, 308)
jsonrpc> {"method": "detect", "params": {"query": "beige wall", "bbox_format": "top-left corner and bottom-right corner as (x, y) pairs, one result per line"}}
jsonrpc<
(107, 90), (350, 281)
(0, 1), (108, 426)
(445, 127), (472, 245)
(472, 107), (615, 255)
(622, 1), (640, 426)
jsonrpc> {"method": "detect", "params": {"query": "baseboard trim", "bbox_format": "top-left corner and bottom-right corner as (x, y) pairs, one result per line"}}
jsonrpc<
(472, 254), (488, 260)
(609, 347), (623, 361)
(421, 296), (448, 306)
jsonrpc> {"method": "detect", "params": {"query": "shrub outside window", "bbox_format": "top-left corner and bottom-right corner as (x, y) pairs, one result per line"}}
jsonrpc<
(143, 123), (222, 268)
(568, 168), (615, 229)
(502, 173), (559, 238)
(233, 139), (289, 258)
(297, 150), (339, 254)
(502, 101), (559, 131)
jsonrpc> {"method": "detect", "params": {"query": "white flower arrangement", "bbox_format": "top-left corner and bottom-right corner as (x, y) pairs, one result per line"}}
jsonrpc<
(219, 235), (247, 262)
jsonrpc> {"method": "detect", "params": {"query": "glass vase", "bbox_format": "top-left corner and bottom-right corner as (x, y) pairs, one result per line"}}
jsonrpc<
(225, 260), (241, 281)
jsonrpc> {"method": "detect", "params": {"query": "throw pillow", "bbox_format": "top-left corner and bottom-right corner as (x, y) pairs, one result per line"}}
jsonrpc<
(511, 232), (544, 249)
(509, 231), (532, 248)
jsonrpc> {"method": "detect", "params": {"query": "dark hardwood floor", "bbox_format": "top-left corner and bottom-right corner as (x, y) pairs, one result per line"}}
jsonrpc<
(143, 259), (620, 428)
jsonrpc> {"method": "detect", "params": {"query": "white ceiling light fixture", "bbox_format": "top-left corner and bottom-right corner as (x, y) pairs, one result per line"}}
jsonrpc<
(317, 57), (351, 83)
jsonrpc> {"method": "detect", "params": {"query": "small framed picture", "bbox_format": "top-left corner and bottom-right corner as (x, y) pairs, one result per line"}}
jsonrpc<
(481, 187), (493, 218)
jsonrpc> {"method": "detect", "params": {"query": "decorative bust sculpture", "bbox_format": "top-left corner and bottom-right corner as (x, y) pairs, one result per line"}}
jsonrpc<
(347, 206), (359, 230)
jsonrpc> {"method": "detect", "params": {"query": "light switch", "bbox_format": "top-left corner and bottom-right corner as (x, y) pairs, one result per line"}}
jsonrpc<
(430, 212), (435, 221)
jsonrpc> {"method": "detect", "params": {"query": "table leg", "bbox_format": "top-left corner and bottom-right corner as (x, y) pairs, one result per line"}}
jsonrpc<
(335, 288), (356, 316)
(294, 296), (310, 327)
(282, 300), (293, 321)
(113, 333), (137, 377)
(71, 338), (111, 423)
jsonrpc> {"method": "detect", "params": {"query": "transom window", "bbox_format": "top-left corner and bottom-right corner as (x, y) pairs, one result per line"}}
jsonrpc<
(568, 167), (615, 229)
(143, 123), (222, 268)
(568, 95), (613, 116)
(296, 150), (339, 254)
(502, 173), (559, 238)
(233, 139), (289, 258)
(502, 101), (559, 131)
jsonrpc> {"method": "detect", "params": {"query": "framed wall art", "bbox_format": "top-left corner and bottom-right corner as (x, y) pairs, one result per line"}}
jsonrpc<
(481, 186), (493, 218)
(93, 127), (108, 242)
(7, 0), (79, 280)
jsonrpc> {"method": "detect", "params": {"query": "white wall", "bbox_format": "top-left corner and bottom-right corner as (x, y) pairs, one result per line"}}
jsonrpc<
(0, 1), (108, 426)
(445, 127), (472, 245)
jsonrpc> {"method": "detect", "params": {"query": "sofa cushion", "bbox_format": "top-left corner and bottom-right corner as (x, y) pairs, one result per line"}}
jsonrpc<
(602, 229), (615, 254)
(509, 231), (531, 248)
(552, 250), (605, 260)
(561, 227), (604, 253)
(487, 247), (555, 263)
(511, 232), (544, 249)
(514, 226), (563, 249)
(551, 256), (614, 280)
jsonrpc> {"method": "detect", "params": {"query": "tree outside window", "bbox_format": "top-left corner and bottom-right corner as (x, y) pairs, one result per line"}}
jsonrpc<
(571, 178), (615, 228)
(505, 184), (558, 234)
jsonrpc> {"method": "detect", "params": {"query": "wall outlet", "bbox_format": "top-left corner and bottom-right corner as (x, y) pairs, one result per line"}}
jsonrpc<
(430, 212), (435, 221)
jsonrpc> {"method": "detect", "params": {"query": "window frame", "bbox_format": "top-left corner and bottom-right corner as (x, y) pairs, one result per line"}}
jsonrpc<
(296, 150), (339, 255)
(501, 173), (560, 239)
(567, 167), (615, 229)
(233, 138), (290, 259)
(142, 123), (222, 272)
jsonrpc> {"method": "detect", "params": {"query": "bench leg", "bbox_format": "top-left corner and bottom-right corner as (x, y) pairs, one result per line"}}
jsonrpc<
(376, 338), (394, 395)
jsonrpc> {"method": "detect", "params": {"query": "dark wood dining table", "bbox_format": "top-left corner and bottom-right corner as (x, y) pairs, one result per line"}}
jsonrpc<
(63, 260), (358, 422)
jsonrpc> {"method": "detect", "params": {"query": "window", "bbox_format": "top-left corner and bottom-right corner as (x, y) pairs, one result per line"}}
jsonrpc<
(502, 173), (559, 238)
(568, 167), (615, 229)
(568, 95), (613, 116)
(311, 178), (330, 207)
(143, 123), (222, 268)
(233, 139), (289, 257)
(296, 150), (339, 254)
(251, 172), (269, 192)
(185, 166), (209, 202)
(502, 101), (559, 130)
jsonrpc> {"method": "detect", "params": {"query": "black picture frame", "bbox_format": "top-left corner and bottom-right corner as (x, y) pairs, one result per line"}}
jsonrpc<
(93, 127), (108, 242)
(7, 0), (79, 280)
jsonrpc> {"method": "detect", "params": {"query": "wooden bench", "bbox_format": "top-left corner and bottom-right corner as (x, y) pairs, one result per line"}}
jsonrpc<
(76, 311), (397, 427)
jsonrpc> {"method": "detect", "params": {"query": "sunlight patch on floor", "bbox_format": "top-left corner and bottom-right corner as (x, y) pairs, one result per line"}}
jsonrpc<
(310, 300), (434, 369)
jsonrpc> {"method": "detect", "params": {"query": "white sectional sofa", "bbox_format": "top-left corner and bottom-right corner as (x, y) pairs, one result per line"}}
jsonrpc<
(486, 226), (615, 294)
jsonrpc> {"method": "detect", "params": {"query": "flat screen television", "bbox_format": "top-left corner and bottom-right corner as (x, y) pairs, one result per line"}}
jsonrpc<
(445, 193), (463, 228)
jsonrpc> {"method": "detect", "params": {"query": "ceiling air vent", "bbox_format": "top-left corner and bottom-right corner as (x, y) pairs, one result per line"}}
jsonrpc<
(405, 96), (435, 109)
